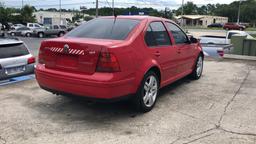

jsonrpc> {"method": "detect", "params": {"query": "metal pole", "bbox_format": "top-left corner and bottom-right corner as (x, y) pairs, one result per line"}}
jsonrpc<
(22, 0), (23, 8)
(237, 0), (241, 24)
(59, 0), (62, 25)
(112, 0), (115, 16)
(96, 0), (99, 18)
(181, 0), (184, 26)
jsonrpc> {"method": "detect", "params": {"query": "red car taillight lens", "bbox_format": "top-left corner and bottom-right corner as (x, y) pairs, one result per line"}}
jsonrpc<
(28, 56), (36, 64)
(38, 48), (45, 64)
(217, 48), (224, 57)
(96, 52), (120, 72)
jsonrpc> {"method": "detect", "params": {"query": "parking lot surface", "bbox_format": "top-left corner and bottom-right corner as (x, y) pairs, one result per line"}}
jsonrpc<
(0, 59), (256, 144)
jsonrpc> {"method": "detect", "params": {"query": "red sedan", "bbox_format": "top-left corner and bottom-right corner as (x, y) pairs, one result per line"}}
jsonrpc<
(35, 16), (204, 112)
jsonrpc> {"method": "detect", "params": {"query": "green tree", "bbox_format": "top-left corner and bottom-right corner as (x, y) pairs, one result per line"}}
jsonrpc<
(20, 5), (36, 23)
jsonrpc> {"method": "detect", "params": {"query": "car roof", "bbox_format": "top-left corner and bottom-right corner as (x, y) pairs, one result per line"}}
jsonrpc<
(0, 38), (23, 46)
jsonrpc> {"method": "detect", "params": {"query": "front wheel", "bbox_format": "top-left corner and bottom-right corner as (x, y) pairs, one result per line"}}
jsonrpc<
(190, 54), (204, 80)
(26, 33), (31, 37)
(133, 71), (159, 113)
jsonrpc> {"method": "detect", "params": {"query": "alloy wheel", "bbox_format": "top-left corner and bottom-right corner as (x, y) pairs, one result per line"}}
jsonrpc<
(143, 75), (158, 107)
(196, 56), (203, 77)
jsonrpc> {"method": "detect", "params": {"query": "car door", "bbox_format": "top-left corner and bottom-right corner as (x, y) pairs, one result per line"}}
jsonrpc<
(165, 22), (195, 74)
(53, 25), (60, 35)
(144, 21), (179, 82)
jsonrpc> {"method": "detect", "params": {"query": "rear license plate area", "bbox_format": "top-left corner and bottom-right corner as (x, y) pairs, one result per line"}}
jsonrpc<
(5, 66), (26, 75)
(56, 54), (78, 69)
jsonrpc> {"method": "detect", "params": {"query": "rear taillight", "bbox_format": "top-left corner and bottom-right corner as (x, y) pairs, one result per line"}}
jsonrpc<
(217, 48), (224, 57)
(38, 48), (45, 64)
(28, 56), (36, 64)
(96, 52), (120, 72)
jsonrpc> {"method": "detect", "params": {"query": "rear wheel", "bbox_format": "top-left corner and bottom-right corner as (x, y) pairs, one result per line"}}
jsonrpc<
(10, 32), (15, 36)
(133, 71), (159, 113)
(38, 32), (44, 38)
(190, 54), (204, 80)
(58, 32), (65, 37)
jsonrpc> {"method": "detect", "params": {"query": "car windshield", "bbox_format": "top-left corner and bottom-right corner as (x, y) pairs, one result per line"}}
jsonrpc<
(0, 43), (29, 58)
(65, 18), (141, 40)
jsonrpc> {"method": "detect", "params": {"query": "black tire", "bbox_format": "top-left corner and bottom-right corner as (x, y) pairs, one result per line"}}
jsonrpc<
(58, 32), (65, 37)
(38, 32), (44, 38)
(10, 32), (15, 36)
(132, 71), (159, 113)
(26, 33), (31, 37)
(190, 54), (204, 80)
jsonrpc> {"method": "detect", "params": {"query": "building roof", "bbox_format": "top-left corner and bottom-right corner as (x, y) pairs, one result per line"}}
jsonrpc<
(174, 15), (228, 20)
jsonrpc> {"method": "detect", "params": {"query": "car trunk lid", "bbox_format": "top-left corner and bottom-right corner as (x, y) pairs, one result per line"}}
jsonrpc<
(40, 38), (122, 75)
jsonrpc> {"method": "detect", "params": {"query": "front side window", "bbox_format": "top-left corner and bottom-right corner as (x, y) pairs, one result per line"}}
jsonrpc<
(166, 22), (188, 44)
(66, 18), (140, 40)
(144, 22), (171, 47)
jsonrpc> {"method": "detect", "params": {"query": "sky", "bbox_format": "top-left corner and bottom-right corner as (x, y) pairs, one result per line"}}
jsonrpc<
(1, 0), (237, 10)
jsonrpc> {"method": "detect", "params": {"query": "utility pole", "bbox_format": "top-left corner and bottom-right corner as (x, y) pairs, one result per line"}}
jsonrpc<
(59, 0), (62, 25)
(22, 0), (24, 8)
(112, 0), (115, 16)
(181, 0), (184, 26)
(237, 0), (242, 24)
(96, 0), (99, 18)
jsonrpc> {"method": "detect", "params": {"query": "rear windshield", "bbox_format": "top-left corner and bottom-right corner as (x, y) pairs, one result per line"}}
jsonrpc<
(0, 43), (29, 58)
(66, 18), (141, 40)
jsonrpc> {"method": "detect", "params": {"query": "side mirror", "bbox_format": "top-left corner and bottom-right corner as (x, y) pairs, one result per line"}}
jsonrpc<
(190, 36), (198, 43)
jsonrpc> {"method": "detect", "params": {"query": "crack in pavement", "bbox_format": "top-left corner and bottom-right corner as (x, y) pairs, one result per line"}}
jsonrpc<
(183, 133), (214, 144)
(170, 66), (256, 144)
(170, 127), (217, 144)
(217, 67), (251, 127)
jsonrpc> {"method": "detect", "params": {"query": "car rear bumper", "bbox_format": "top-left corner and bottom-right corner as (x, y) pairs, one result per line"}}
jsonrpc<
(0, 64), (34, 81)
(35, 64), (136, 99)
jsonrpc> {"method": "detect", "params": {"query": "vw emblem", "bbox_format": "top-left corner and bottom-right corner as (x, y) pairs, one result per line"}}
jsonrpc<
(63, 44), (69, 53)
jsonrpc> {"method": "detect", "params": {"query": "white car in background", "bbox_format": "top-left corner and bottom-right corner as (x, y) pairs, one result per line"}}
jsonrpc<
(199, 30), (254, 45)
(27, 23), (43, 30)
(11, 24), (25, 30)
(8, 27), (33, 37)
(0, 37), (35, 80)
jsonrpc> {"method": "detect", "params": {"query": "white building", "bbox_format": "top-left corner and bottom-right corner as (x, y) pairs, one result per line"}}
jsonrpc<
(175, 15), (228, 27)
(33, 11), (75, 26)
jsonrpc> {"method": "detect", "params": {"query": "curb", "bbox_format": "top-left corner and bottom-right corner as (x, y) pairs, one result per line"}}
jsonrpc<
(224, 54), (256, 61)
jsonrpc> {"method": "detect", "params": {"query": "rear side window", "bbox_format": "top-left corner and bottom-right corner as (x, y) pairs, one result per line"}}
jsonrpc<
(53, 25), (59, 29)
(166, 22), (188, 44)
(0, 43), (29, 59)
(66, 18), (140, 40)
(60, 25), (67, 29)
(144, 22), (171, 47)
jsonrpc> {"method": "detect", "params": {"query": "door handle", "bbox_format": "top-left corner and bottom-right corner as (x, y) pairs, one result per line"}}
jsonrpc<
(154, 51), (161, 57)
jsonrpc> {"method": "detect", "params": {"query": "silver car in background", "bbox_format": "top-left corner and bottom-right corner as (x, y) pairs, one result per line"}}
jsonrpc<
(0, 38), (35, 80)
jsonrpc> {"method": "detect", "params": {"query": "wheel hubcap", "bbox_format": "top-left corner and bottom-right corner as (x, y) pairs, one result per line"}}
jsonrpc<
(196, 56), (203, 77)
(143, 75), (158, 107)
